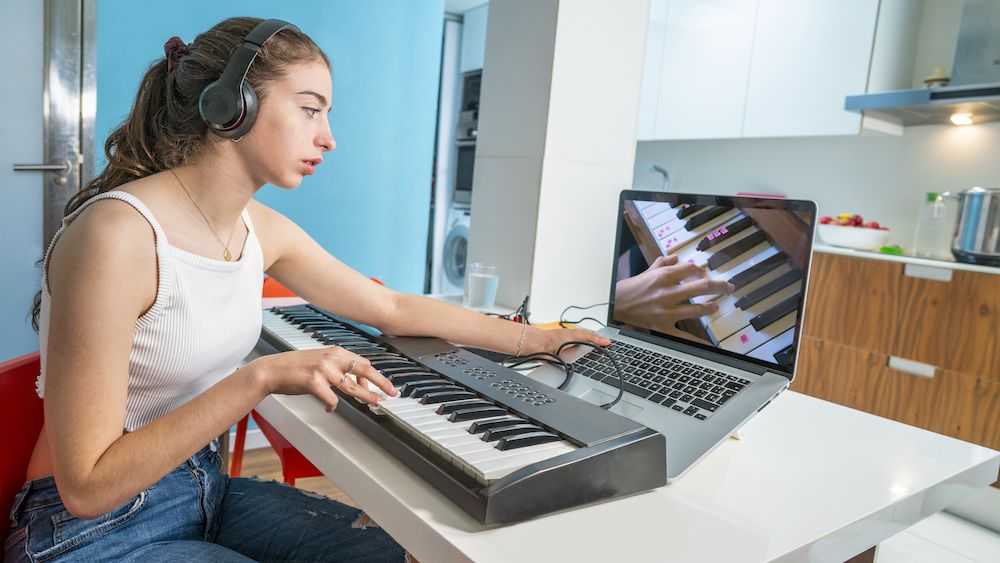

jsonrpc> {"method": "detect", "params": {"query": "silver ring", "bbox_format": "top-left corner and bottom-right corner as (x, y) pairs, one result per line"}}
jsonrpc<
(347, 359), (357, 375)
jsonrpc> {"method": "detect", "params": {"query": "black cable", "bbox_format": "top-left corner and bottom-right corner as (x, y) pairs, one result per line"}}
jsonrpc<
(559, 316), (606, 329)
(558, 302), (608, 328)
(504, 351), (573, 390)
(555, 340), (625, 409)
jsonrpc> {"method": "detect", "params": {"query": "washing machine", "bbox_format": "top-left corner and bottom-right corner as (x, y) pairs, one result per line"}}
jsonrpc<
(439, 204), (471, 295)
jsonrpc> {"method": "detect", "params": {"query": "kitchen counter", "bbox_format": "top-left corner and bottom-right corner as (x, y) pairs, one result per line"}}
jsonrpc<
(814, 244), (1000, 276)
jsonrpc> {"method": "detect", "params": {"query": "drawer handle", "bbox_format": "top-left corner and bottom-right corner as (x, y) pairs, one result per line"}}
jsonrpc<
(904, 264), (952, 282)
(887, 356), (936, 379)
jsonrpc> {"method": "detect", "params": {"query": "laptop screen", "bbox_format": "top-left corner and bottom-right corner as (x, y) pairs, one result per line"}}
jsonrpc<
(607, 191), (817, 376)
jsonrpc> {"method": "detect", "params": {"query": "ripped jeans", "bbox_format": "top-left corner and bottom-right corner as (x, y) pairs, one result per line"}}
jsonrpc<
(4, 440), (406, 562)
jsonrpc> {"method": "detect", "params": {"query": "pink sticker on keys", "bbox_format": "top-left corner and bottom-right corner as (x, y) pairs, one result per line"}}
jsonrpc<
(740, 334), (749, 343)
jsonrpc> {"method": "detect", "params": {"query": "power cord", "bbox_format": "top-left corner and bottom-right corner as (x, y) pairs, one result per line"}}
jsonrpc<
(486, 294), (531, 325)
(559, 302), (609, 329)
(555, 340), (625, 409)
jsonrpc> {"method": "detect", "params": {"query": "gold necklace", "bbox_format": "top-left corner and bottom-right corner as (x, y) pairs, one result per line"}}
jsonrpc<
(170, 169), (238, 261)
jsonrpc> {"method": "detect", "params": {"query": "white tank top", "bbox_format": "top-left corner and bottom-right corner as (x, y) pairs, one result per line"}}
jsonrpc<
(36, 190), (264, 431)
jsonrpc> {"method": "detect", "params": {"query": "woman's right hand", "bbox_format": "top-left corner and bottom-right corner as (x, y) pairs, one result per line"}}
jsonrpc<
(614, 254), (735, 334)
(245, 347), (398, 412)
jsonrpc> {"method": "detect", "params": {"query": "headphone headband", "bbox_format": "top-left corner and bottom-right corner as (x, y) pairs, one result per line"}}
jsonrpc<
(199, 19), (301, 138)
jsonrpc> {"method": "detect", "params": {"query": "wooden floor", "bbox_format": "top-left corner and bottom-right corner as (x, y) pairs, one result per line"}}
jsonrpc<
(231, 446), (356, 507)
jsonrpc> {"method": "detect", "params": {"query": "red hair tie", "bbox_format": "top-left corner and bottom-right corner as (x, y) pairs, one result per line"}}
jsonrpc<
(164, 36), (189, 72)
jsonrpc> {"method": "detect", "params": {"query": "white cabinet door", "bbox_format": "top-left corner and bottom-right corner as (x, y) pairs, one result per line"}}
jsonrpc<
(742, 0), (879, 137)
(637, 0), (669, 141)
(460, 4), (489, 73)
(654, 0), (758, 140)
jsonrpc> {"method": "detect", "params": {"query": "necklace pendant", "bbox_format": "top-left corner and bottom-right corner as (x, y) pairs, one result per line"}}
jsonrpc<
(224, 248), (232, 262)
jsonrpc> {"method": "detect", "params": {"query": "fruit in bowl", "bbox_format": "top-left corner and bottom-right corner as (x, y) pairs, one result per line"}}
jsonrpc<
(817, 214), (891, 250)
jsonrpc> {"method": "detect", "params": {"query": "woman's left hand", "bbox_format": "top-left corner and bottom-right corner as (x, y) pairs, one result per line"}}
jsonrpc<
(524, 326), (612, 356)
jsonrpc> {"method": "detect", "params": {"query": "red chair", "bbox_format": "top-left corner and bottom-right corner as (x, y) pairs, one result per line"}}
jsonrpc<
(0, 352), (44, 542)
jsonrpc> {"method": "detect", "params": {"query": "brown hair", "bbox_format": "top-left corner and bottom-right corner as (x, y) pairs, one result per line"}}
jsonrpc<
(31, 17), (329, 330)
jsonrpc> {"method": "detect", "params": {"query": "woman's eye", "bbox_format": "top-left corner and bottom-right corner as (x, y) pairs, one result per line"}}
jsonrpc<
(303, 107), (320, 118)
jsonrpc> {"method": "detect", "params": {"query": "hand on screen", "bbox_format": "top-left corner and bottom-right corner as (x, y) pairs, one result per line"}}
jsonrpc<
(614, 255), (734, 334)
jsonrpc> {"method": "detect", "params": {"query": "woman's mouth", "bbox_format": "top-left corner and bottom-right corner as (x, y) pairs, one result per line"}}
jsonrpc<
(301, 159), (321, 175)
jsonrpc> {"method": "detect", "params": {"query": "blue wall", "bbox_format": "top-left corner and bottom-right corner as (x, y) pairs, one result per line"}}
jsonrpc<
(97, 0), (443, 293)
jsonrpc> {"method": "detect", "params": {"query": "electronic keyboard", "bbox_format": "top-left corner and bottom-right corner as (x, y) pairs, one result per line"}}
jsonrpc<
(258, 304), (667, 525)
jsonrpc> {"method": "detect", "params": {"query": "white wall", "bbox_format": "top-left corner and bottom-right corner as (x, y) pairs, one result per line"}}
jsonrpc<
(633, 122), (1000, 249)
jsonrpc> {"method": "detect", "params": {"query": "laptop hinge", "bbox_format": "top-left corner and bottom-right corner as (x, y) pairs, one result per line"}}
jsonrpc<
(618, 327), (779, 377)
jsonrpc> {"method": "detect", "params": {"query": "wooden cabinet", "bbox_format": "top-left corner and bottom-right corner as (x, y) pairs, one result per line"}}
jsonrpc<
(795, 252), (1000, 485)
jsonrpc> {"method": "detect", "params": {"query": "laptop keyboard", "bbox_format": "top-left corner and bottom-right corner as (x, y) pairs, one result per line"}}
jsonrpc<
(572, 340), (753, 422)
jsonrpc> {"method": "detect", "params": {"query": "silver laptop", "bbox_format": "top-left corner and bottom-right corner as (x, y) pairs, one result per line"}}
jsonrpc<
(527, 190), (818, 479)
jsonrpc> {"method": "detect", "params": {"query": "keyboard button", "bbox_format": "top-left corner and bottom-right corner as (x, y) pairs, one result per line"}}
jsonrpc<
(649, 393), (666, 403)
(695, 413), (707, 421)
(691, 398), (719, 412)
(671, 405), (683, 412)
(450, 406), (509, 422)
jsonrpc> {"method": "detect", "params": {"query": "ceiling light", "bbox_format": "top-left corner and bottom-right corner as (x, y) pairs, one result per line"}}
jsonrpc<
(950, 113), (974, 126)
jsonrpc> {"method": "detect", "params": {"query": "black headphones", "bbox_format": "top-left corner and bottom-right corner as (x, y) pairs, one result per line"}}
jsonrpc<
(198, 19), (300, 140)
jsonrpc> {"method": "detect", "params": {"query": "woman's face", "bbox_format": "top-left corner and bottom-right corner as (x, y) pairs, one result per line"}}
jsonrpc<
(243, 60), (336, 189)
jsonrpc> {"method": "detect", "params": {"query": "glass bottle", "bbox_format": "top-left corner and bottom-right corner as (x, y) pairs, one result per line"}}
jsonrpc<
(912, 192), (952, 259)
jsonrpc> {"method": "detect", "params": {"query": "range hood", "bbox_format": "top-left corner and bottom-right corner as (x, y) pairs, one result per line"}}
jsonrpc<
(845, 82), (1000, 126)
(845, 0), (1000, 127)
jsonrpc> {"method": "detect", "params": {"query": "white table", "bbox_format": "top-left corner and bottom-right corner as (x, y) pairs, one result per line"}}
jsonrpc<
(255, 383), (999, 562)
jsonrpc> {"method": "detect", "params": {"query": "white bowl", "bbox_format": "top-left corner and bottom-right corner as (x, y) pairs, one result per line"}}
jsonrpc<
(818, 224), (891, 251)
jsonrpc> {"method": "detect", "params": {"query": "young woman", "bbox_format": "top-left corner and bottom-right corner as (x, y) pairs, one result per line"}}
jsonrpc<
(4, 17), (609, 562)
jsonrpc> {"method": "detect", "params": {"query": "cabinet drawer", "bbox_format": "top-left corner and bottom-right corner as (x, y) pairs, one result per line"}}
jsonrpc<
(795, 336), (1000, 487)
(802, 252), (1000, 381)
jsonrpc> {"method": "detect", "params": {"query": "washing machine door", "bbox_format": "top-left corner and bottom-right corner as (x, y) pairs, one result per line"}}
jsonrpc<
(442, 221), (469, 290)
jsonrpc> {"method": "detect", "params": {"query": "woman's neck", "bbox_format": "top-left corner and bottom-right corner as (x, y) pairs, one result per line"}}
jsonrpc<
(169, 156), (259, 234)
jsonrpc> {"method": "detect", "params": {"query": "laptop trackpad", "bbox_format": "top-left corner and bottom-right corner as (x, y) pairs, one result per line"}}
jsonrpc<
(579, 388), (645, 418)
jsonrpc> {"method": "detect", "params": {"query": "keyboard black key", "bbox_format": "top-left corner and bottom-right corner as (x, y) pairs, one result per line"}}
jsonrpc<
(387, 373), (439, 385)
(749, 294), (798, 331)
(680, 394), (693, 402)
(707, 230), (769, 271)
(436, 399), (492, 415)
(683, 406), (699, 416)
(411, 385), (464, 399)
(496, 432), (562, 451)
(399, 380), (451, 397)
(695, 413), (707, 420)
(724, 381), (744, 391)
(685, 205), (729, 231)
(728, 253), (787, 290)
(671, 405), (683, 412)
(736, 268), (803, 310)
(482, 424), (544, 442)
(675, 204), (702, 219)
(420, 391), (477, 405)
(649, 393), (666, 403)
(660, 397), (677, 407)
(697, 215), (753, 251)
(468, 418), (522, 434)
(449, 406), (509, 422)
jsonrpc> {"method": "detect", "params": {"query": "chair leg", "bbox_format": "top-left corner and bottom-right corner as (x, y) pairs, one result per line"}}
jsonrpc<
(230, 414), (249, 477)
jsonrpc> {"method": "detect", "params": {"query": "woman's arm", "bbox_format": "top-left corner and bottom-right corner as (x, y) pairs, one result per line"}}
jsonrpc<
(252, 201), (609, 355)
(44, 202), (389, 519)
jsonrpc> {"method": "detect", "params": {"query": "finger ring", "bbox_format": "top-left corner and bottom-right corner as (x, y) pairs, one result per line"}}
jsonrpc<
(347, 359), (357, 375)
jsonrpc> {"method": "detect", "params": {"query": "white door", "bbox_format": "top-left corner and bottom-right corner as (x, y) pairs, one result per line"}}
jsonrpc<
(0, 0), (44, 361)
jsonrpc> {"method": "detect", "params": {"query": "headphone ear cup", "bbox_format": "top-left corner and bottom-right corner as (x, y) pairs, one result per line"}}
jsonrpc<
(199, 80), (239, 133)
(225, 83), (259, 139)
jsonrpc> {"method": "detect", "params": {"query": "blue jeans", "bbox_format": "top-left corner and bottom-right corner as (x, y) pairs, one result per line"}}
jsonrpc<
(4, 441), (406, 562)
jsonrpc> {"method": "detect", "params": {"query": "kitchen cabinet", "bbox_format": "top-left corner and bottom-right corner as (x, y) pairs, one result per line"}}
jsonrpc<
(642, 0), (756, 140)
(460, 3), (488, 74)
(795, 251), (1000, 486)
(742, 0), (879, 137)
(639, 0), (880, 139)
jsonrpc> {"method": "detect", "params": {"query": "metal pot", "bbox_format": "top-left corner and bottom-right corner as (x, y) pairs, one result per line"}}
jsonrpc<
(942, 187), (1000, 266)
